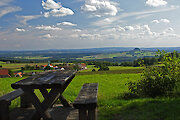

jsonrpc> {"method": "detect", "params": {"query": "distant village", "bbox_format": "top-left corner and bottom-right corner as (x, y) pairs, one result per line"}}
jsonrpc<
(0, 63), (87, 78)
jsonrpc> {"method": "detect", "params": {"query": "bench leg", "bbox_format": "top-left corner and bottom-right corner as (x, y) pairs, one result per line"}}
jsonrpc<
(20, 92), (33, 108)
(79, 108), (88, 120)
(0, 100), (10, 120)
(88, 108), (96, 120)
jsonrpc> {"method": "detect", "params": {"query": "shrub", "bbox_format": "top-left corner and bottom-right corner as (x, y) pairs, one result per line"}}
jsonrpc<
(92, 69), (96, 72)
(98, 65), (109, 71)
(126, 51), (180, 98)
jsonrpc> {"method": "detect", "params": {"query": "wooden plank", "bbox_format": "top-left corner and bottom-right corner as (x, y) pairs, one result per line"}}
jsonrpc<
(0, 88), (24, 102)
(42, 88), (61, 109)
(88, 108), (96, 120)
(20, 92), (33, 108)
(11, 70), (76, 89)
(39, 88), (49, 99)
(79, 108), (87, 120)
(73, 83), (98, 109)
(59, 95), (71, 107)
(0, 100), (9, 120)
(24, 88), (52, 120)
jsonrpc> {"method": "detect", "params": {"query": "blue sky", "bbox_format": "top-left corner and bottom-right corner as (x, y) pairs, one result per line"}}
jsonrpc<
(0, 0), (180, 50)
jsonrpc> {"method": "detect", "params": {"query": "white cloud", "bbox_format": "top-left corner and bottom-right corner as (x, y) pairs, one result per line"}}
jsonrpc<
(116, 26), (125, 32)
(160, 19), (170, 23)
(73, 29), (82, 32)
(42, 0), (74, 17)
(81, 0), (118, 17)
(151, 18), (170, 24)
(146, 0), (167, 7)
(80, 33), (102, 40)
(92, 7), (177, 27)
(0, 0), (13, 7)
(124, 26), (135, 31)
(40, 34), (53, 39)
(16, 28), (25, 32)
(152, 20), (159, 23)
(44, 7), (74, 17)
(36, 25), (62, 31)
(57, 22), (77, 26)
(0, 6), (21, 18)
(18, 15), (41, 24)
(42, 0), (61, 10)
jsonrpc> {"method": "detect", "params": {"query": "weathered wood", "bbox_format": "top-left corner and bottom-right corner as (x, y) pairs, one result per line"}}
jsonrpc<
(73, 83), (98, 120)
(25, 88), (52, 120)
(0, 88), (24, 120)
(11, 70), (76, 89)
(88, 108), (96, 120)
(39, 88), (49, 99)
(0, 100), (9, 120)
(59, 95), (71, 107)
(79, 108), (87, 120)
(20, 92), (33, 108)
(73, 83), (98, 109)
(0, 88), (24, 102)
(10, 70), (76, 120)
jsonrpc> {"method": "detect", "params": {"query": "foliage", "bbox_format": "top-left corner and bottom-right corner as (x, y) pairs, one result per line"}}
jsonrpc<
(44, 66), (53, 70)
(120, 61), (133, 66)
(126, 51), (180, 98)
(98, 65), (109, 71)
(8, 69), (14, 77)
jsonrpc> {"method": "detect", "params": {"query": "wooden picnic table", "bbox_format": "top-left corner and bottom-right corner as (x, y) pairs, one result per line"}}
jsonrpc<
(11, 70), (76, 120)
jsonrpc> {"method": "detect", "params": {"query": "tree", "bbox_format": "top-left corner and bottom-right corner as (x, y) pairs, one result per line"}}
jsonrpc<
(126, 50), (180, 98)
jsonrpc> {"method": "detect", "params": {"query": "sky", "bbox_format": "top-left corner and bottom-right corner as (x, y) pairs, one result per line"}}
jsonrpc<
(0, 0), (180, 50)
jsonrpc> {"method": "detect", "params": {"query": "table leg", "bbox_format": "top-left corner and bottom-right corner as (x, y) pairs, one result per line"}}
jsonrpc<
(59, 94), (71, 107)
(25, 89), (53, 120)
(42, 88), (61, 109)
(39, 89), (49, 100)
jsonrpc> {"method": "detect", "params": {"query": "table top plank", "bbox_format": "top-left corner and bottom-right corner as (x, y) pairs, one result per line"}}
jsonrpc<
(11, 70), (76, 89)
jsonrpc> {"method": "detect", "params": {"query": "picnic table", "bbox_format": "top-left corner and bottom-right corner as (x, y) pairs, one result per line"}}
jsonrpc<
(11, 70), (76, 120)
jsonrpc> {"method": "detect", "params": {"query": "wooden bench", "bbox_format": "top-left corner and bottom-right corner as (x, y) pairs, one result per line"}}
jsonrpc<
(0, 88), (24, 120)
(73, 83), (98, 120)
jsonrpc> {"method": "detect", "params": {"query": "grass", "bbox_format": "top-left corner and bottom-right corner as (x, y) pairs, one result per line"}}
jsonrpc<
(0, 77), (27, 109)
(1, 67), (180, 119)
(77, 51), (156, 60)
(14, 56), (52, 60)
(78, 65), (143, 75)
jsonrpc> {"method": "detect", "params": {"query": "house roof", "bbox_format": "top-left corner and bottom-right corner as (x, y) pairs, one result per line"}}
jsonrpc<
(0, 69), (9, 75)
(81, 63), (86, 67)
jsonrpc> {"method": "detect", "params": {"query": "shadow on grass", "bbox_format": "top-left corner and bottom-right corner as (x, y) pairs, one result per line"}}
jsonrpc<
(99, 98), (180, 120)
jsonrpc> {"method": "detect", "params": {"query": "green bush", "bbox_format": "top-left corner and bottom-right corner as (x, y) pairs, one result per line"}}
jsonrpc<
(98, 65), (109, 71)
(126, 51), (180, 98)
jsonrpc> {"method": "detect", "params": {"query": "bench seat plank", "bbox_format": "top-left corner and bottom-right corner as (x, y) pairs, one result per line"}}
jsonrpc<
(73, 83), (98, 109)
(0, 88), (24, 102)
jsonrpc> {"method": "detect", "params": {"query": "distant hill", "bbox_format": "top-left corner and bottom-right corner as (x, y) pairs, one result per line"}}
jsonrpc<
(0, 47), (180, 63)
(1, 47), (180, 53)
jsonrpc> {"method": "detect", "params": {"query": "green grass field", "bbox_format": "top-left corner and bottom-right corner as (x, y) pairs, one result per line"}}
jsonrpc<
(0, 66), (180, 119)
(77, 51), (156, 60)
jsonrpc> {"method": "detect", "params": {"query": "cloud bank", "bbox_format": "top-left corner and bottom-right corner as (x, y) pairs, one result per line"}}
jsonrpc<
(81, 0), (118, 17)
(42, 0), (74, 17)
(146, 0), (167, 7)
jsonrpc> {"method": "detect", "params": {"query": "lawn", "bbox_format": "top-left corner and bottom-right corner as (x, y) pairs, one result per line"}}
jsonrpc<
(63, 73), (180, 120)
(1, 68), (180, 120)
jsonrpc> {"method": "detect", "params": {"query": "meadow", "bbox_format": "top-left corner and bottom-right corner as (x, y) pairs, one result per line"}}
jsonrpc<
(1, 65), (180, 119)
